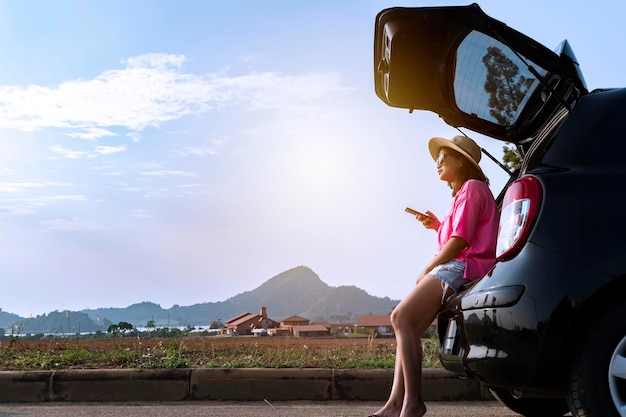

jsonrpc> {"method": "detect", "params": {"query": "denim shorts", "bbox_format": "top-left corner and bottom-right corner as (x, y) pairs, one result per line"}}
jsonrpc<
(427, 259), (467, 295)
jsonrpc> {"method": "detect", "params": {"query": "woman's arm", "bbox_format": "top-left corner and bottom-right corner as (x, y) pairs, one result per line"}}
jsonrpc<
(416, 236), (467, 284)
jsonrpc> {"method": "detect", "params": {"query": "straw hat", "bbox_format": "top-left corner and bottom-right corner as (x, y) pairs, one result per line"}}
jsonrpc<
(428, 135), (483, 174)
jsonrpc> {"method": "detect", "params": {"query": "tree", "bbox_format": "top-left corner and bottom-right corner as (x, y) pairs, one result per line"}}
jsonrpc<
(209, 319), (223, 329)
(482, 46), (533, 126)
(107, 324), (119, 337)
(145, 319), (156, 337)
(502, 143), (522, 172)
(107, 321), (134, 338)
(480, 46), (527, 173)
(117, 321), (134, 337)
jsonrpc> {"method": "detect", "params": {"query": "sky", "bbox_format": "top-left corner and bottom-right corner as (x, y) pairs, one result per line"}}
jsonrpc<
(1, 1), (624, 318)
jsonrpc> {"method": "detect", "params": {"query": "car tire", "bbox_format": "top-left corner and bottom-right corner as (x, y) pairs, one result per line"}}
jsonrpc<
(567, 302), (626, 417)
(489, 388), (570, 416)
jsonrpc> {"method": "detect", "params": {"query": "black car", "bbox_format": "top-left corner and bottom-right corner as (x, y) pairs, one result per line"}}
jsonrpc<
(373, 4), (626, 417)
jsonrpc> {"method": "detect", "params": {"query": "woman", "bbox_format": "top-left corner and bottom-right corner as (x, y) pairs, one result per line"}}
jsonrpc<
(370, 135), (499, 417)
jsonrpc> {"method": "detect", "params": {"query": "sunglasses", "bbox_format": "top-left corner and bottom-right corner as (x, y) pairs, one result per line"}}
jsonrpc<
(436, 153), (452, 167)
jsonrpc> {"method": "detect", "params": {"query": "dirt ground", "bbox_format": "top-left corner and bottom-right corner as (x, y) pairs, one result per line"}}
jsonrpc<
(6, 336), (395, 351)
(0, 336), (401, 370)
(6, 335), (394, 351)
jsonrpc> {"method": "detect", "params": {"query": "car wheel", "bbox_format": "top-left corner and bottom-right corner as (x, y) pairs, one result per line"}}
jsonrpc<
(489, 388), (570, 416)
(567, 302), (626, 417)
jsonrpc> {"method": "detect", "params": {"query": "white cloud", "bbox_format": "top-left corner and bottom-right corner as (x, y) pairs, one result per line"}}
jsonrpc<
(240, 53), (262, 63)
(143, 188), (171, 198)
(126, 132), (143, 143)
(0, 203), (37, 217)
(174, 142), (223, 157)
(67, 127), (117, 140)
(36, 195), (86, 202)
(94, 145), (126, 155)
(92, 164), (115, 170)
(176, 183), (203, 188)
(48, 144), (126, 159)
(47, 145), (88, 159)
(0, 181), (48, 192)
(0, 181), (73, 193)
(0, 53), (346, 140)
(40, 217), (104, 232)
(140, 170), (198, 178)
(118, 186), (141, 192)
(124, 53), (187, 70)
(131, 209), (157, 218)
(0, 194), (86, 218)
(137, 161), (162, 169)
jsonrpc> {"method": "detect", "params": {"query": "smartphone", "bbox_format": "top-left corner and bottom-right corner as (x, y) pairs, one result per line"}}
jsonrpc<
(405, 207), (430, 219)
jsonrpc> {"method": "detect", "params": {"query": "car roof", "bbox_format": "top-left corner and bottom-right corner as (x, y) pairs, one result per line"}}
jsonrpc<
(373, 3), (588, 143)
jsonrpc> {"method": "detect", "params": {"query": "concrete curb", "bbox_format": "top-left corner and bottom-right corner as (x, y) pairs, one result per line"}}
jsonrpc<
(0, 368), (493, 403)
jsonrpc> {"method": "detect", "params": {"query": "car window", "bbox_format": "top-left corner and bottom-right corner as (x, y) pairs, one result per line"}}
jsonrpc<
(454, 31), (547, 127)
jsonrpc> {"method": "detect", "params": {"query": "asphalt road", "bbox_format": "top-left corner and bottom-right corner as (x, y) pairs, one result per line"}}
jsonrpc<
(0, 401), (565, 417)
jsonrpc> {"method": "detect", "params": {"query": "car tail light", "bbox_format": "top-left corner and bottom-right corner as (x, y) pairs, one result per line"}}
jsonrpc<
(496, 175), (543, 261)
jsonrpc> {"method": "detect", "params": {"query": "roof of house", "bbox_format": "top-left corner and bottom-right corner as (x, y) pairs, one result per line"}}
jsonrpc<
(224, 312), (251, 325)
(281, 315), (310, 323)
(229, 314), (263, 327)
(225, 309), (281, 328)
(357, 314), (392, 327)
(292, 324), (330, 332)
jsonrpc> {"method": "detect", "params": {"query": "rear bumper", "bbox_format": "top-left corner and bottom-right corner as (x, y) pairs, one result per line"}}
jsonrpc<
(437, 286), (559, 394)
(437, 243), (595, 395)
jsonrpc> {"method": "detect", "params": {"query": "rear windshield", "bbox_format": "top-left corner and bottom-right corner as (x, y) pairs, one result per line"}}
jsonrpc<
(454, 31), (547, 127)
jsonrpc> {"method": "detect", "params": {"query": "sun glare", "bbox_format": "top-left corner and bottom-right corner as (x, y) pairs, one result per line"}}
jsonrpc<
(296, 143), (342, 189)
(277, 138), (357, 212)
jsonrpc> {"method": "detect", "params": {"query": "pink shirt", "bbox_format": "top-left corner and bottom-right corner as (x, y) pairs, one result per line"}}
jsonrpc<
(437, 179), (499, 280)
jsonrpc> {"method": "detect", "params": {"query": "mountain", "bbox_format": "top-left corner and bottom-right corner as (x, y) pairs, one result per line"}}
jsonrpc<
(226, 266), (398, 320)
(0, 309), (27, 335)
(5, 310), (112, 336)
(82, 266), (399, 327)
(3, 266), (400, 332)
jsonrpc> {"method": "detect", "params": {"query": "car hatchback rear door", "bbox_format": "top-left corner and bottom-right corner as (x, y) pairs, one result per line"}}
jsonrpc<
(373, 3), (588, 144)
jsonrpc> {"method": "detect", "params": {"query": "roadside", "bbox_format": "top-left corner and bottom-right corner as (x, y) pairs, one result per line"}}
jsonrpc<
(0, 368), (494, 403)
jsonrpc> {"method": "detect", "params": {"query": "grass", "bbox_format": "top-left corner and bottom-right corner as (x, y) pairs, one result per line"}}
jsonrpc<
(0, 335), (442, 371)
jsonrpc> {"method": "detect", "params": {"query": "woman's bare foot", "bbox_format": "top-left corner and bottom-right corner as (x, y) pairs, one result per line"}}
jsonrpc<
(369, 402), (401, 417)
(399, 401), (427, 417)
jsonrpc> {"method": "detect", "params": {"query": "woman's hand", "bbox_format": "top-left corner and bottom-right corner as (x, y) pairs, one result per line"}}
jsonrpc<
(415, 270), (428, 285)
(417, 211), (440, 231)
(415, 236), (468, 285)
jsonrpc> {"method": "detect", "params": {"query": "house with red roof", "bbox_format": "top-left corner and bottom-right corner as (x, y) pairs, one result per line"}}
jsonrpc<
(222, 306), (280, 336)
(280, 315), (310, 328)
(357, 314), (394, 337)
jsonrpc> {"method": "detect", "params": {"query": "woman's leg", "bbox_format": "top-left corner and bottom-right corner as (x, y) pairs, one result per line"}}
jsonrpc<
(371, 276), (449, 417)
(372, 344), (405, 417)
